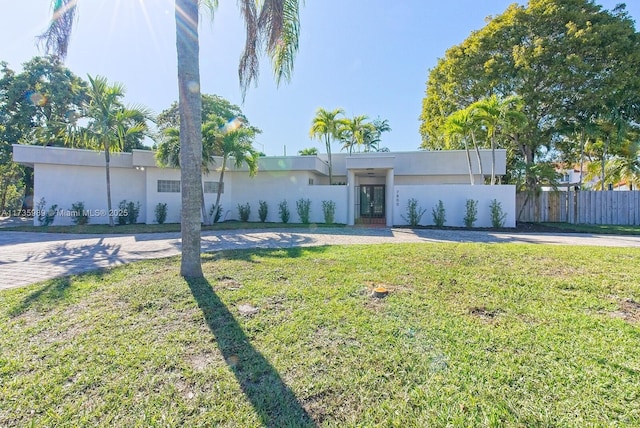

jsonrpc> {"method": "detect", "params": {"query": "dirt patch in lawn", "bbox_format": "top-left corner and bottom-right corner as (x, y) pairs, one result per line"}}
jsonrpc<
(610, 299), (640, 323)
(468, 306), (504, 321)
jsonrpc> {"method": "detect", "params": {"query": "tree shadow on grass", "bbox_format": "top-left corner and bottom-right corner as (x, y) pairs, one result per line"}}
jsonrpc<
(8, 276), (70, 317)
(205, 245), (326, 264)
(186, 277), (316, 427)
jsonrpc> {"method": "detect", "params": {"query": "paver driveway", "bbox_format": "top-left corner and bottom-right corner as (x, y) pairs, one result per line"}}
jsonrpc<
(2, 227), (640, 290)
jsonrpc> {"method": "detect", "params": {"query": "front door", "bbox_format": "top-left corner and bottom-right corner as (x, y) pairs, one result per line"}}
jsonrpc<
(358, 185), (385, 223)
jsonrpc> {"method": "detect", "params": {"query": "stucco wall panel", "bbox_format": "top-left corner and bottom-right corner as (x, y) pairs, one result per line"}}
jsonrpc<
(393, 185), (516, 228)
(34, 164), (146, 225)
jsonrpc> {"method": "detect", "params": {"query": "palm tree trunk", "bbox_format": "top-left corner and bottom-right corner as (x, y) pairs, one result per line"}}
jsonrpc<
(579, 129), (585, 189)
(471, 131), (483, 182)
(326, 135), (333, 185)
(176, 0), (203, 278)
(464, 139), (474, 185)
(104, 142), (114, 227)
(602, 136), (609, 191)
(215, 156), (227, 210)
(491, 134), (496, 185)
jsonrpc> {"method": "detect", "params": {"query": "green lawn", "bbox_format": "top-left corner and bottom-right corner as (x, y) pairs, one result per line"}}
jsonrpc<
(2, 243), (639, 427)
(538, 222), (640, 235)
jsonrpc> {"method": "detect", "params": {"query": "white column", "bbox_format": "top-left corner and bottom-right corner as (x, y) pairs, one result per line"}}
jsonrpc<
(386, 169), (394, 227)
(347, 169), (356, 225)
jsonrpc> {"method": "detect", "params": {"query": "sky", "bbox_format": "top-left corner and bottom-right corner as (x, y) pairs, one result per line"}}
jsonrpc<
(1, 0), (639, 156)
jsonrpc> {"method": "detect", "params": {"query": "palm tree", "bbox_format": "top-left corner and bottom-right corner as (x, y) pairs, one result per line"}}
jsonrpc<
(155, 123), (218, 224)
(340, 115), (374, 155)
(363, 118), (391, 152)
(605, 139), (640, 190)
(298, 147), (318, 156)
(205, 119), (259, 213)
(310, 108), (345, 184)
(444, 109), (476, 185)
(472, 95), (525, 185)
(41, 0), (303, 277)
(82, 75), (151, 227)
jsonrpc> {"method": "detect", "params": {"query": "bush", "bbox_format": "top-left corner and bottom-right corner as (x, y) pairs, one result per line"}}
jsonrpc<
(155, 202), (168, 224)
(322, 200), (336, 224)
(36, 197), (58, 226)
(237, 202), (251, 222)
(296, 198), (311, 224)
(401, 198), (426, 226)
(258, 200), (268, 222)
(2, 184), (24, 213)
(118, 200), (140, 225)
(209, 204), (222, 223)
(70, 201), (89, 225)
(278, 200), (290, 224)
(463, 199), (478, 228)
(432, 200), (446, 227)
(490, 199), (507, 228)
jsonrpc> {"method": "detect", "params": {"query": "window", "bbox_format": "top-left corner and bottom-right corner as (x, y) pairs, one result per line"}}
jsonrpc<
(308, 178), (314, 185)
(203, 181), (224, 194)
(157, 180), (180, 193)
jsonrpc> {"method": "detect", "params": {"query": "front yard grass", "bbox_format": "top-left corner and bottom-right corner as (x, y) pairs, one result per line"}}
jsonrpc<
(1, 243), (639, 426)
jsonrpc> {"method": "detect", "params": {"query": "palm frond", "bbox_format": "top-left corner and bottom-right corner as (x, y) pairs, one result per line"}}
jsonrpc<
(238, 0), (260, 99)
(37, 0), (78, 60)
(262, 0), (301, 86)
(238, 0), (302, 99)
(199, 0), (219, 19)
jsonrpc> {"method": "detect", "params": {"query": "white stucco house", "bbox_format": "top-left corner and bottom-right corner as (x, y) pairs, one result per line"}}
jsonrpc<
(12, 144), (515, 228)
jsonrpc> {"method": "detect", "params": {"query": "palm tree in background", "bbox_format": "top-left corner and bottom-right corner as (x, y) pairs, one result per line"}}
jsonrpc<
(155, 123), (218, 224)
(444, 108), (477, 185)
(298, 147), (318, 156)
(340, 115), (373, 155)
(363, 118), (391, 152)
(40, 0), (303, 277)
(204, 118), (260, 214)
(605, 139), (640, 190)
(310, 108), (346, 185)
(82, 75), (151, 227)
(472, 95), (525, 185)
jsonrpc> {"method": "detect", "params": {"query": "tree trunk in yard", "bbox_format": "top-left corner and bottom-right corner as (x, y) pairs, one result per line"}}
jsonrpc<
(176, 0), (203, 277)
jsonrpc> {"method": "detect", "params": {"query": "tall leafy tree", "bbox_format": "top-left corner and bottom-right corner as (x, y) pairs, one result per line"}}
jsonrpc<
(80, 75), (151, 227)
(41, 0), (303, 277)
(420, 0), (640, 191)
(310, 108), (345, 184)
(0, 57), (88, 149)
(156, 93), (259, 134)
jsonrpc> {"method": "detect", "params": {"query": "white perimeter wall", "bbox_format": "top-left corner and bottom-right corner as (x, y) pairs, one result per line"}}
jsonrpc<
(393, 185), (516, 228)
(144, 168), (348, 224)
(223, 171), (348, 224)
(33, 164), (146, 225)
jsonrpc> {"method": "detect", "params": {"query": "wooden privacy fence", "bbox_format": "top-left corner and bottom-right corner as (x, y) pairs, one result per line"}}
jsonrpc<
(516, 191), (640, 225)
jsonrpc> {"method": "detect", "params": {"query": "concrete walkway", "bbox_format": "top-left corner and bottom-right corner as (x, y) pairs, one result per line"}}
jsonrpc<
(2, 227), (640, 291)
